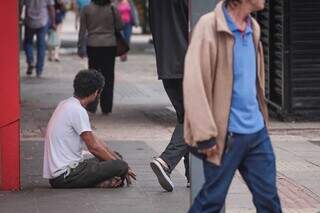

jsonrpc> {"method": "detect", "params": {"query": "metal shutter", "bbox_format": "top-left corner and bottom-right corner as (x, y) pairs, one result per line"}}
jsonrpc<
(257, 0), (320, 120)
(290, 0), (320, 115)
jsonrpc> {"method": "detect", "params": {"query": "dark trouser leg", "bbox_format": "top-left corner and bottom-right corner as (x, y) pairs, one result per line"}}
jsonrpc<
(49, 158), (128, 188)
(35, 26), (46, 74)
(121, 23), (133, 45)
(87, 46), (116, 113)
(159, 79), (189, 179)
(87, 46), (102, 113)
(24, 25), (35, 67)
(189, 132), (247, 213)
(189, 127), (282, 213)
(87, 46), (101, 72)
(99, 47), (116, 113)
(238, 128), (282, 213)
(183, 152), (190, 182)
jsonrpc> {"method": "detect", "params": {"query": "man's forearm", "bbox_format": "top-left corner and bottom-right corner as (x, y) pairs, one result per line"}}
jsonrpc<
(90, 136), (117, 161)
(90, 143), (117, 161)
(95, 137), (121, 160)
(81, 131), (117, 161)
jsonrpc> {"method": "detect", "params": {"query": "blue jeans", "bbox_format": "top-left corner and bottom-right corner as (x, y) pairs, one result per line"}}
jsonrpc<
(121, 23), (133, 45)
(24, 25), (47, 74)
(189, 127), (282, 213)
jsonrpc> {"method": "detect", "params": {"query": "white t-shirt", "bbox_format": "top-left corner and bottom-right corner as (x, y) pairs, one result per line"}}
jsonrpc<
(43, 97), (92, 179)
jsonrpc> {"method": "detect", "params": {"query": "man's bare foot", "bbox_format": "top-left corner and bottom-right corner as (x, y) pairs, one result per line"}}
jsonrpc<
(97, 177), (124, 188)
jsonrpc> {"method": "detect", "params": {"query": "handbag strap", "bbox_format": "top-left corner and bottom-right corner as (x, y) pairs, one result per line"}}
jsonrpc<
(110, 5), (118, 32)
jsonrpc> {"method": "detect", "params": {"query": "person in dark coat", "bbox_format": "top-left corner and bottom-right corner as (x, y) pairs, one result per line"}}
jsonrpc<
(149, 0), (189, 192)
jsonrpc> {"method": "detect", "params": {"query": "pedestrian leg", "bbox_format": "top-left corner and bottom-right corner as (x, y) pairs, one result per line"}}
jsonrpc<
(151, 79), (190, 191)
(160, 123), (188, 172)
(35, 26), (47, 76)
(24, 25), (35, 75)
(189, 133), (247, 213)
(184, 151), (190, 184)
(238, 127), (282, 213)
(54, 23), (63, 61)
(87, 46), (100, 70)
(159, 79), (187, 172)
(99, 47), (116, 113)
(120, 23), (132, 61)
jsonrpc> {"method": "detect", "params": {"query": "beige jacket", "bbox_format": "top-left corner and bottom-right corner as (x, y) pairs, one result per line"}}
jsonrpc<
(183, 1), (269, 166)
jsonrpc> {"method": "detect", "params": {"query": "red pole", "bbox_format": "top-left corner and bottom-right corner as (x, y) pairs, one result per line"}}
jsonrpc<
(0, 0), (21, 191)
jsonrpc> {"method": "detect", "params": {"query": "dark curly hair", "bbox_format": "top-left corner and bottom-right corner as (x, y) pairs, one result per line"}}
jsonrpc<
(225, 0), (242, 6)
(92, 0), (111, 6)
(73, 69), (105, 98)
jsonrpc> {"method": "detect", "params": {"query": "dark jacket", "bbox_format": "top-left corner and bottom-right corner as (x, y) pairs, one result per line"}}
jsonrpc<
(149, 0), (188, 79)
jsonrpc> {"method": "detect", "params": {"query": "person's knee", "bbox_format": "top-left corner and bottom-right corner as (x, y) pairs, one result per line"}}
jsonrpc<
(114, 160), (129, 176)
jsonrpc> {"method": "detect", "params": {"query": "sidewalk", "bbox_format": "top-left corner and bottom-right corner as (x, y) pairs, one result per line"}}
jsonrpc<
(1, 13), (320, 213)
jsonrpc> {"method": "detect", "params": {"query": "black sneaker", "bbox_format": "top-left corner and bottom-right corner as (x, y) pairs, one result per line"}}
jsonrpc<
(150, 158), (174, 192)
(26, 65), (34, 75)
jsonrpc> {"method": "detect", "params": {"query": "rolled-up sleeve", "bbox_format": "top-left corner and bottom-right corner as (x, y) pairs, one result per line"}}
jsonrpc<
(71, 108), (92, 135)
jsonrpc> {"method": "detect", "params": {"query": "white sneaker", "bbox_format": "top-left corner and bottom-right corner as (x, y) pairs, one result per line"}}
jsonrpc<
(150, 158), (174, 192)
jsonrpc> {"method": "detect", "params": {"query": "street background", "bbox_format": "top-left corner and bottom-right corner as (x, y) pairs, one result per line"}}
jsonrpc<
(1, 13), (320, 213)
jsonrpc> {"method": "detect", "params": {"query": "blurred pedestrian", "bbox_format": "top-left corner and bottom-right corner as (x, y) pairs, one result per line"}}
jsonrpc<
(48, 0), (69, 62)
(78, 0), (123, 114)
(184, 0), (282, 212)
(73, 0), (91, 58)
(115, 0), (139, 61)
(23, 0), (56, 77)
(149, 0), (189, 192)
(74, 0), (91, 30)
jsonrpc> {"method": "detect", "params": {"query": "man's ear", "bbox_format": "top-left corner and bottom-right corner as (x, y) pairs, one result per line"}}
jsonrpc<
(94, 89), (100, 97)
(88, 90), (99, 101)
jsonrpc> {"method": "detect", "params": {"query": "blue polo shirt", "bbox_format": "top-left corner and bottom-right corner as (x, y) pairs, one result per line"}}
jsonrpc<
(223, 6), (264, 134)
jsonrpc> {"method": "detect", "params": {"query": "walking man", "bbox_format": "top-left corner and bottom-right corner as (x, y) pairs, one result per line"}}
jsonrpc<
(23, 0), (56, 77)
(149, 0), (190, 192)
(183, 0), (282, 212)
(43, 70), (136, 188)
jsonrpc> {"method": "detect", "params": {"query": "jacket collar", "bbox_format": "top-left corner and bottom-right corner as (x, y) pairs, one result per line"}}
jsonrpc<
(214, 1), (261, 47)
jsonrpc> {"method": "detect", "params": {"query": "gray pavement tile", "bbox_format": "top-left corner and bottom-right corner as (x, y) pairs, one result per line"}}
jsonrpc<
(226, 193), (254, 209)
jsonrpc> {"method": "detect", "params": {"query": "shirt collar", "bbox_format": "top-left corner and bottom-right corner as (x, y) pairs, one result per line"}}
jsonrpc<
(223, 3), (253, 34)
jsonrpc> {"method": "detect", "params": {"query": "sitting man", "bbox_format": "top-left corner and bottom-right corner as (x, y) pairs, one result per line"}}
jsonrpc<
(43, 69), (136, 188)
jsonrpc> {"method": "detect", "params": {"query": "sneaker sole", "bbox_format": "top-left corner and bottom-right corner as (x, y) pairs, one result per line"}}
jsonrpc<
(150, 160), (174, 192)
